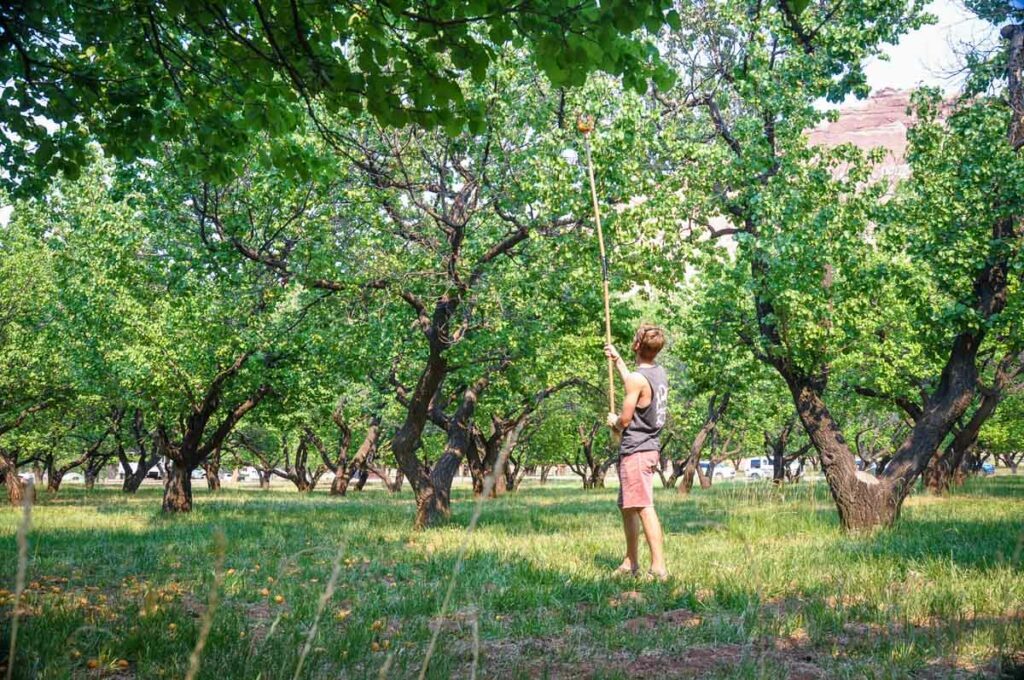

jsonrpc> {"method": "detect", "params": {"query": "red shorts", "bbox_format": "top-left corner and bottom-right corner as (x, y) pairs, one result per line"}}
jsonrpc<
(617, 450), (659, 509)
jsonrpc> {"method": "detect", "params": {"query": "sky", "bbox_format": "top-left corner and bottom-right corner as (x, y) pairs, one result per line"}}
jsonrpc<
(864, 0), (997, 92)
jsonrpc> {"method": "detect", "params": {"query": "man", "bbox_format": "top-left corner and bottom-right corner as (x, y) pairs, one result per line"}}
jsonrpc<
(604, 324), (669, 580)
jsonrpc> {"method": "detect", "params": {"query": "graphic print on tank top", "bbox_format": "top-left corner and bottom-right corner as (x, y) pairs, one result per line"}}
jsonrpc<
(654, 383), (668, 428)
(620, 365), (669, 457)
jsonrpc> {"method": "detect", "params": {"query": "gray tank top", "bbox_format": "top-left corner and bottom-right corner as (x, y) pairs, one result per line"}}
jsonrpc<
(620, 365), (669, 456)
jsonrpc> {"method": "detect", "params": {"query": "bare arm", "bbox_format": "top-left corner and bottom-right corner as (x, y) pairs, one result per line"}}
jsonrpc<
(615, 373), (646, 431)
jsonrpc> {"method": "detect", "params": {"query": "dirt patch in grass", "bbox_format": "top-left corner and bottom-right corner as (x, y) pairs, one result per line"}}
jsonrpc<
(240, 599), (283, 647)
(467, 639), (826, 679)
(623, 607), (702, 634)
(449, 605), (1020, 679)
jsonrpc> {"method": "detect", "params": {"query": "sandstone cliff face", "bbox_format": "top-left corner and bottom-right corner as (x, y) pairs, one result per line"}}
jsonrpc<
(807, 88), (915, 179)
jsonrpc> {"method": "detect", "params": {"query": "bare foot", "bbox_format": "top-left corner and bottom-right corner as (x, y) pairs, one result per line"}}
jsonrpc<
(646, 568), (669, 582)
(612, 560), (638, 577)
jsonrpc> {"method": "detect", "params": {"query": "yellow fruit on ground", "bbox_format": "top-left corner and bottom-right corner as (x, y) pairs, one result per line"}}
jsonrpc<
(273, 595), (285, 604)
(86, 659), (99, 669)
(117, 659), (130, 669)
(370, 642), (380, 652)
(259, 588), (270, 597)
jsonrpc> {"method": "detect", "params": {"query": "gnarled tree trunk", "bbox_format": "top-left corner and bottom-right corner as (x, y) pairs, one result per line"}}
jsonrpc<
(204, 448), (222, 492)
(569, 421), (615, 489)
(162, 459), (193, 512)
(924, 349), (1022, 494)
(678, 393), (730, 495)
(320, 413), (381, 497)
(120, 410), (161, 493)
(159, 354), (269, 512)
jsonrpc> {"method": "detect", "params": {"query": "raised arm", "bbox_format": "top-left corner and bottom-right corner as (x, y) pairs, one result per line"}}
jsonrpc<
(604, 344), (630, 382)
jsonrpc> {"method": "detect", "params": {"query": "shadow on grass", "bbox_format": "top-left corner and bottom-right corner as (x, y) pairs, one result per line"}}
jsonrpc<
(953, 475), (1024, 499)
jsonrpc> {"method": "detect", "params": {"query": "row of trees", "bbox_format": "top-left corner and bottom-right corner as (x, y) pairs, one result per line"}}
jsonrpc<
(1, 0), (1022, 530)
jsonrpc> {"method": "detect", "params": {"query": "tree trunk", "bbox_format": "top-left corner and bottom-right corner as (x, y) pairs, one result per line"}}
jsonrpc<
(924, 350), (1020, 494)
(788, 379), (902, 529)
(202, 447), (222, 491)
(1, 456), (30, 506)
(663, 459), (683, 488)
(258, 470), (272, 489)
(539, 465), (551, 484)
(705, 459), (718, 486)
(414, 451), (461, 528)
(772, 448), (786, 483)
(328, 418), (381, 496)
(46, 471), (64, 493)
(354, 469), (369, 490)
(33, 463), (44, 486)
(330, 470), (351, 495)
(84, 454), (108, 490)
(392, 351), (449, 529)
(678, 394), (730, 495)
(123, 467), (149, 493)
(206, 470), (221, 491)
(697, 462), (711, 489)
(162, 460), (194, 513)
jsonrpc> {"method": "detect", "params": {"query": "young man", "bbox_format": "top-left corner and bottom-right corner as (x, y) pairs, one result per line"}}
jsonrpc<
(604, 324), (669, 580)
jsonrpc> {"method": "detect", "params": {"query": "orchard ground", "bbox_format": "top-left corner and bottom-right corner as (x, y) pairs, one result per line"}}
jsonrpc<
(1, 478), (1022, 679)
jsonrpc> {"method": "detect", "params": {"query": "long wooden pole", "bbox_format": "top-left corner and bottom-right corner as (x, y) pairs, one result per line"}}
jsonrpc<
(581, 129), (616, 414)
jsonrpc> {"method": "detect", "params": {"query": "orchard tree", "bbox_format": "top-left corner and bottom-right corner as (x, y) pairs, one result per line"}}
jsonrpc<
(211, 57), (662, 526)
(116, 409), (163, 493)
(980, 392), (1024, 474)
(650, 0), (1024, 529)
(0, 0), (675, 195)
(0, 197), (66, 504)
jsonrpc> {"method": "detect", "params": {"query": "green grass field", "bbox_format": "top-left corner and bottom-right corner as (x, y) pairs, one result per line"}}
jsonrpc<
(1, 477), (1022, 679)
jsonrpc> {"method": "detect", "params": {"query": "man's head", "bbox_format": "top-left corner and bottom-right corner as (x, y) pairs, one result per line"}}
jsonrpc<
(631, 324), (666, 362)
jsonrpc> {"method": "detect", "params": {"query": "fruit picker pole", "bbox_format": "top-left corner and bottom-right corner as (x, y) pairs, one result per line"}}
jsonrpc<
(577, 114), (616, 414)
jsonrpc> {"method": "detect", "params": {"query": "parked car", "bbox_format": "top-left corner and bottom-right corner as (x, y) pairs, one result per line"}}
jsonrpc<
(64, 472), (85, 483)
(190, 469), (206, 480)
(238, 466), (261, 482)
(699, 462), (737, 480)
(739, 457), (772, 480)
(981, 462), (996, 476)
(146, 468), (163, 480)
(854, 457), (878, 474)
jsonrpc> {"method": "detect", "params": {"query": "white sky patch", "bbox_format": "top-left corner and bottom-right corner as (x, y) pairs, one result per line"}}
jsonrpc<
(864, 0), (996, 93)
(0, 205), (11, 227)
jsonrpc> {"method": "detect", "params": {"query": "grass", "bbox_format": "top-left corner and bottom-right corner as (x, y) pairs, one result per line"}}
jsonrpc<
(1, 476), (1023, 679)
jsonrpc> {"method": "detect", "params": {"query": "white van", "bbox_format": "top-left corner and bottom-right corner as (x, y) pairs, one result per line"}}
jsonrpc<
(739, 457), (772, 480)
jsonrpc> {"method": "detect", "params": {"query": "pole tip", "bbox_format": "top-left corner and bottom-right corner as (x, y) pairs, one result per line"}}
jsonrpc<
(576, 114), (595, 134)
